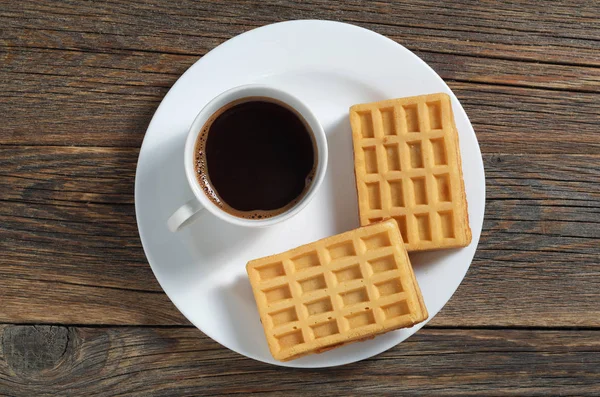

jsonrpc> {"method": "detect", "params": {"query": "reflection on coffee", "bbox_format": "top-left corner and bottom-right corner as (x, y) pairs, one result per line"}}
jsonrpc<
(194, 98), (317, 219)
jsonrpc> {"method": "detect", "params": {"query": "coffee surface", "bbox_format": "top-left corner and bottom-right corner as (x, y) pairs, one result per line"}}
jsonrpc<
(195, 99), (316, 219)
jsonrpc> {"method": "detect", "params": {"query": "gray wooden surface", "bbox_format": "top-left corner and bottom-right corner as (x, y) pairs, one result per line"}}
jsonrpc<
(1, 0), (599, 395)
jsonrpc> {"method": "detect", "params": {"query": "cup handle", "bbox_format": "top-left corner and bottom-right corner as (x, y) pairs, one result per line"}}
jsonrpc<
(167, 198), (206, 232)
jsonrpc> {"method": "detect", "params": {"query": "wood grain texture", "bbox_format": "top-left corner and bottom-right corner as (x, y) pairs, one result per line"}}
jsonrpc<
(1, 147), (598, 325)
(0, 325), (599, 396)
(2, 2), (600, 151)
(1, 0), (600, 393)
(2, 74), (600, 151)
(3, 0), (599, 65)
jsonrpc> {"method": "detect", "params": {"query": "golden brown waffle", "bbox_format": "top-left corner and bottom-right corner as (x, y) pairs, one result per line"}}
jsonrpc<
(350, 93), (472, 252)
(246, 219), (428, 362)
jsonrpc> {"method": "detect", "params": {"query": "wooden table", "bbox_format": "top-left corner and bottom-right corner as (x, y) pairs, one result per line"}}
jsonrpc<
(1, 1), (599, 395)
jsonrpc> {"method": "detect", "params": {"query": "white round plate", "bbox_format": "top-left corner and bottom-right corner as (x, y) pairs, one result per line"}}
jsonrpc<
(135, 20), (485, 368)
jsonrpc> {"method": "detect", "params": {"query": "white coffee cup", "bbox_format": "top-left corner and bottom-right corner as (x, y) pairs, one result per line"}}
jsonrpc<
(167, 84), (328, 231)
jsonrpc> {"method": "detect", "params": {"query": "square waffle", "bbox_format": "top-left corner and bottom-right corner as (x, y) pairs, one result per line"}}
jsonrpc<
(350, 93), (472, 252)
(246, 219), (428, 362)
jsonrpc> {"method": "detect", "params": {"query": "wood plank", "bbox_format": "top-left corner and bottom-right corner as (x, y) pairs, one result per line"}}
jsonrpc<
(2, 0), (599, 65)
(434, 153), (600, 326)
(0, 147), (598, 325)
(2, 71), (600, 152)
(0, 325), (598, 396)
(0, 278), (187, 325)
(4, 35), (600, 94)
(0, 146), (136, 204)
(3, 148), (598, 208)
(2, 4), (600, 150)
(422, 51), (600, 93)
(452, 83), (600, 155)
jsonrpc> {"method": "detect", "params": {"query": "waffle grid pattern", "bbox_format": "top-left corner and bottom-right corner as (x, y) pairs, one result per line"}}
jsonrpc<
(350, 93), (471, 251)
(247, 220), (428, 361)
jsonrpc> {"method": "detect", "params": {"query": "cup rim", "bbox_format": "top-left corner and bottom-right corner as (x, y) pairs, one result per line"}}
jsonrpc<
(184, 84), (328, 227)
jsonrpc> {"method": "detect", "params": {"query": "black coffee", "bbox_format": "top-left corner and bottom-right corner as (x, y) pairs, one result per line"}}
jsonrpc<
(194, 98), (316, 219)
